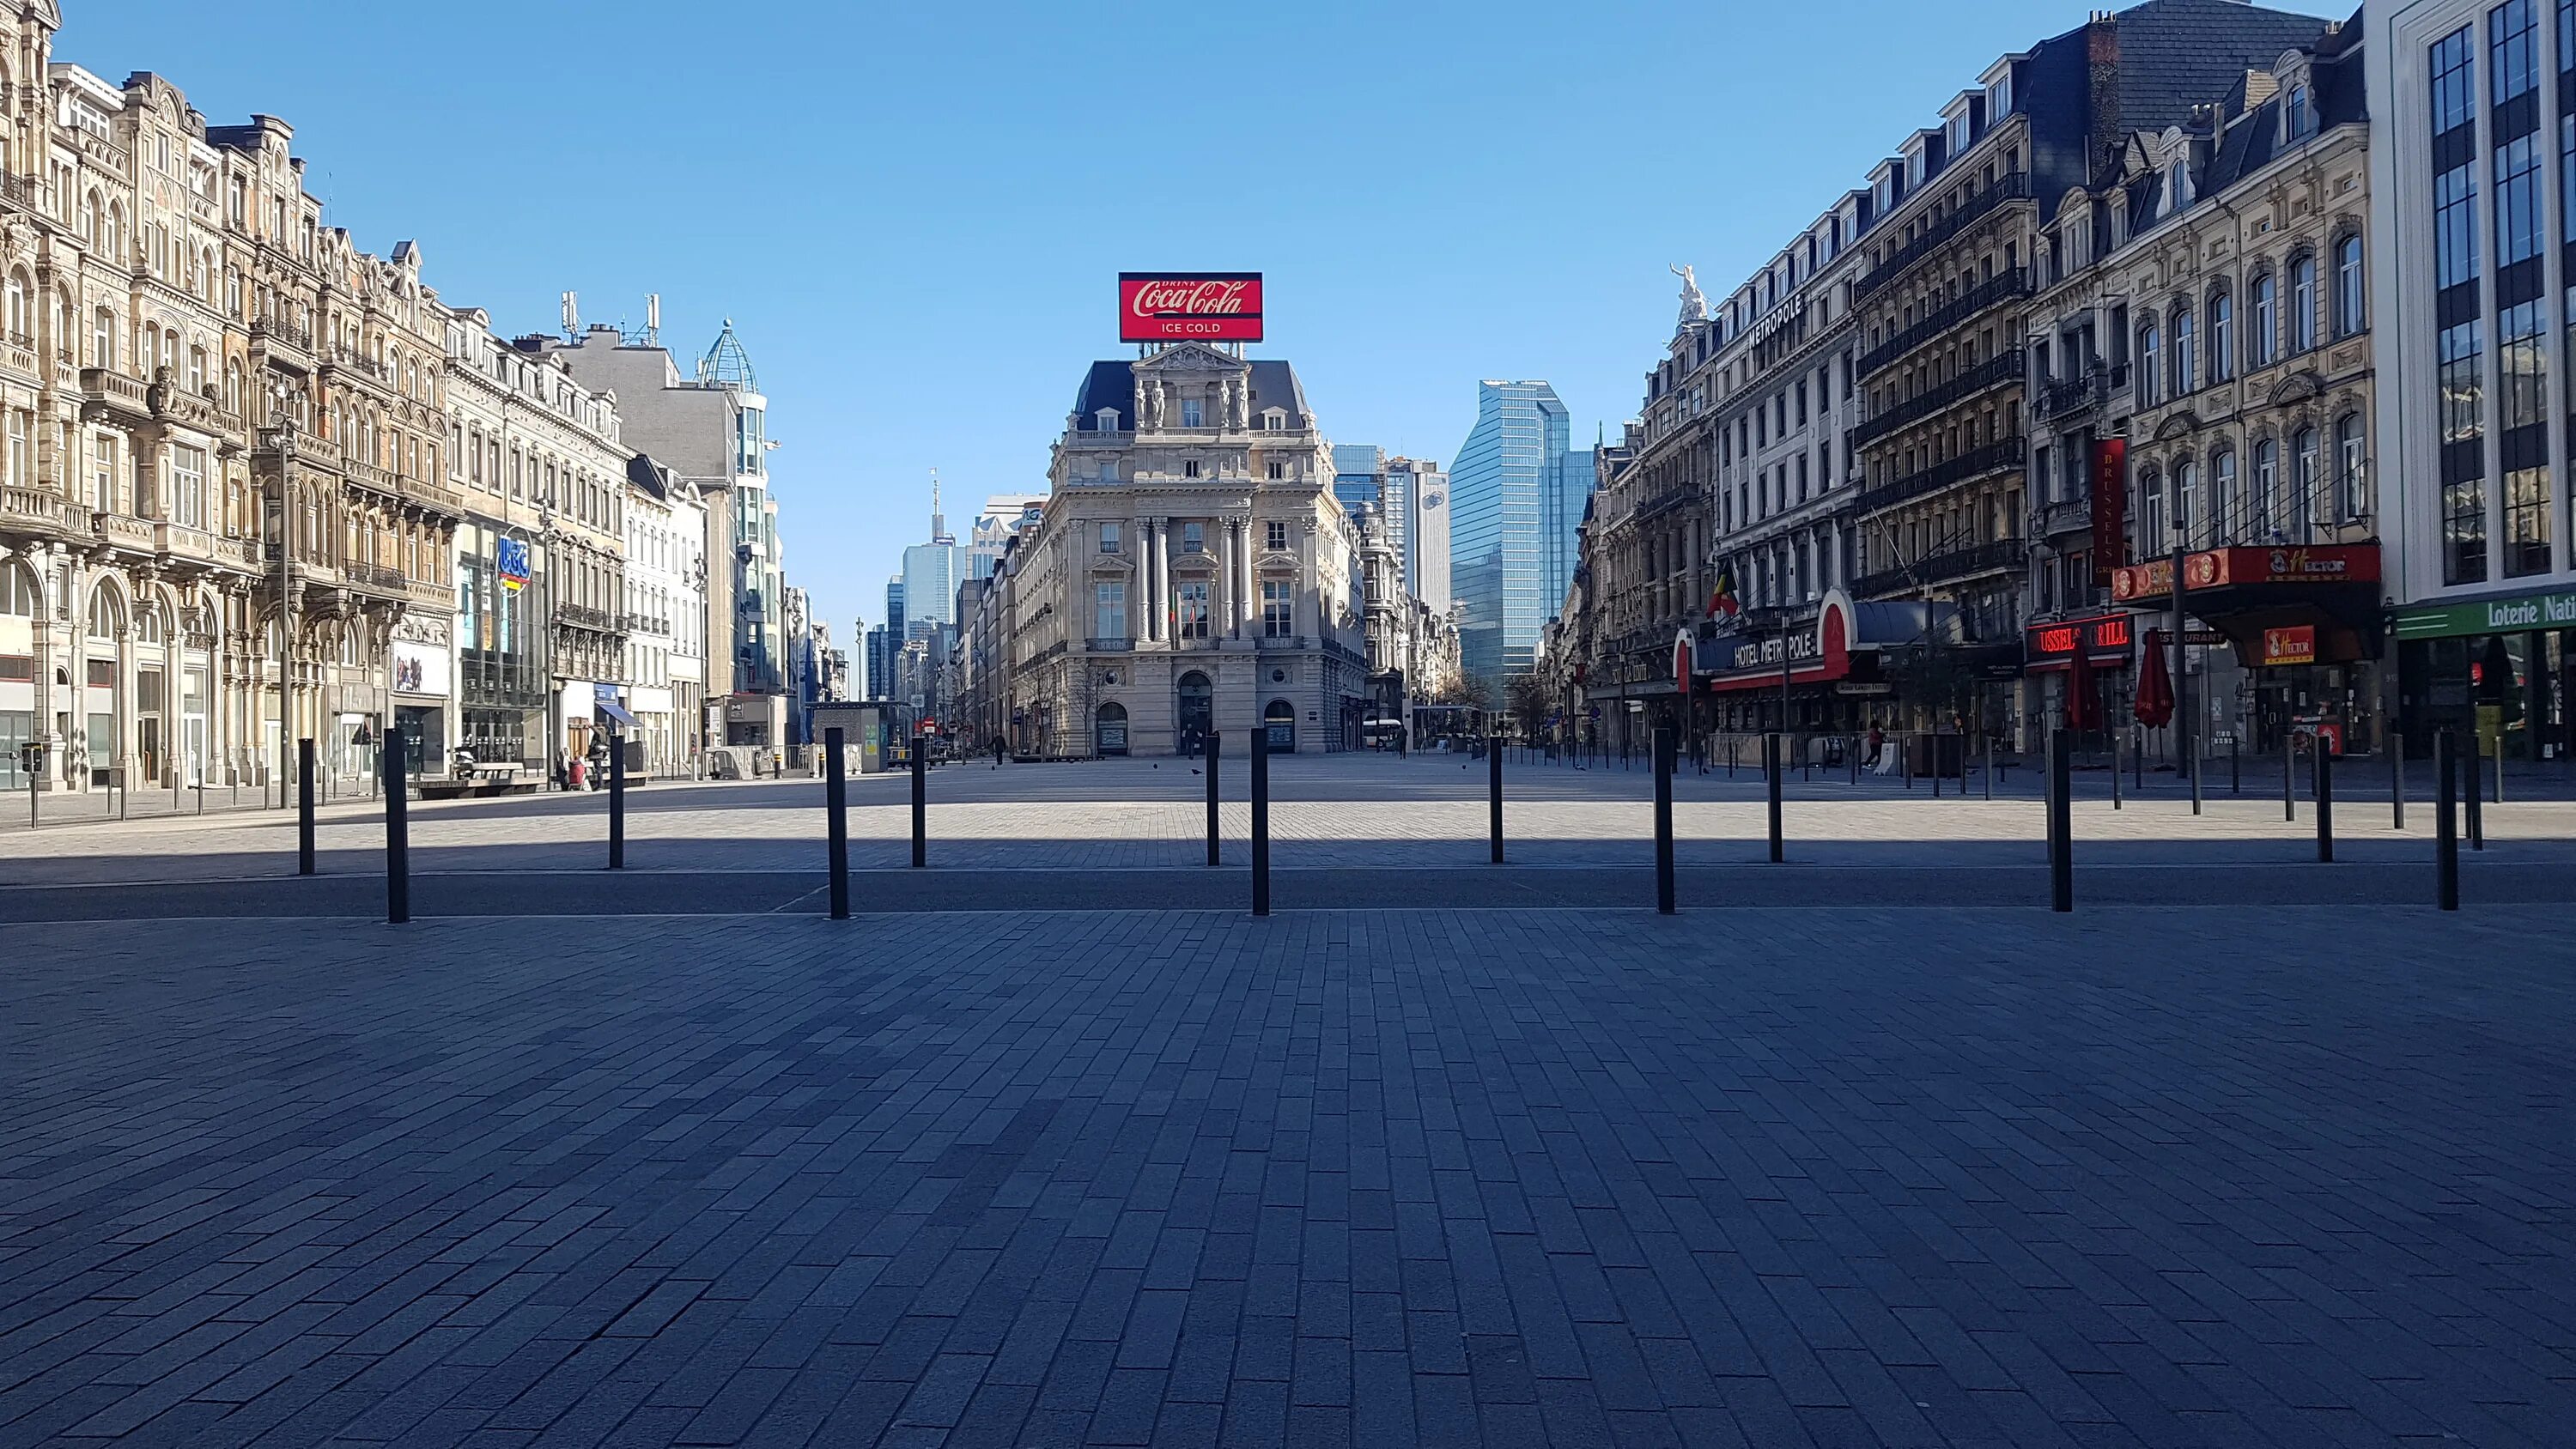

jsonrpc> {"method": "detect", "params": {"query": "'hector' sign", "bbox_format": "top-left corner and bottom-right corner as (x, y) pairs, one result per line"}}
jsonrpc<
(1120, 274), (1264, 342)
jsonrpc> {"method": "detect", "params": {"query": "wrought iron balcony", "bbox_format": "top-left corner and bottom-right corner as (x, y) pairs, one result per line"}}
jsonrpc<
(1852, 350), (2023, 450)
(1856, 436), (2026, 516)
(1850, 537), (2026, 598)
(1855, 269), (2032, 380)
(2036, 362), (2130, 423)
(1854, 173), (2032, 300)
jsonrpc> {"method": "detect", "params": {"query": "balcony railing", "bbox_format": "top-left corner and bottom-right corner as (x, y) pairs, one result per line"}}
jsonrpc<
(1855, 269), (2032, 379)
(2034, 495), (2093, 537)
(346, 561), (408, 593)
(1850, 537), (2026, 598)
(1254, 634), (1309, 651)
(1854, 172), (2031, 300)
(1084, 636), (1133, 652)
(2036, 362), (2130, 422)
(1856, 435), (2026, 516)
(0, 484), (89, 537)
(1852, 349), (2023, 449)
(0, 173), (29, 212)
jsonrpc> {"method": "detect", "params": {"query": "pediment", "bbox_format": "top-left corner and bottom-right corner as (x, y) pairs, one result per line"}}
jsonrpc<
(1134, 342), (1248, 375)
(1088, 555), (1136, 577)
(2151, 409), (2204, 442)
(1257, 550), (1300, 570)
(2265, 369), (2325, 407)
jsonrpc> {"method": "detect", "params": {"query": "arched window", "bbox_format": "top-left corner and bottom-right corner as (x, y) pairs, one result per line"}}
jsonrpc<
(88, 587), (122, 642)
(104, 203), (124, 262)
(2333, 235), (2365, 336)
(2288, 254), (2318, 353)
(224, 359), (242, 414)
(2211, 447), (2239, 543)
(2174, 458), (2200, 549)
(82, 191), (100, 244)
(2208, 290), (2234, 382)
(2136, 468), (2165, 556)
(135, 603), (164, 646)
(3, 271), (26, 343)
(2172, 306), (2197, 392)
(2135, 319), (2160, 406)
(2252, 439), (2280, 538)
(2292, 426), (2321, 536)
(2334, 411), (2366, 518)
(161, 330), (178, 377)
(93, 309), (112, 370)
(186, 346), (206, 396)
(2249, 271), (2276, 367)
(0, 558), (38, 617)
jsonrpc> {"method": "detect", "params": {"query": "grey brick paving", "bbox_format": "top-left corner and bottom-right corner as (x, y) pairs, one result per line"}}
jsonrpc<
(3, 906), (2573, 1446)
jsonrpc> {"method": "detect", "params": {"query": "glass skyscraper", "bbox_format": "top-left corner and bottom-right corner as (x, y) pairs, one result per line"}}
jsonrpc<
(1449, 381), (1587, 682)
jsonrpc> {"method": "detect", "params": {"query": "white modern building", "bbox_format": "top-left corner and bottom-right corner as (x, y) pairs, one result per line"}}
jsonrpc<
(623, 455), (706, 775)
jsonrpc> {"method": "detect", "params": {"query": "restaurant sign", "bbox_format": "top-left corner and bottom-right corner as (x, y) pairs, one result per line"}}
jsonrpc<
(2112, 543), (2379, 602)
(2261, 625), (2317, 666)
(2025, 613), (2134, 662)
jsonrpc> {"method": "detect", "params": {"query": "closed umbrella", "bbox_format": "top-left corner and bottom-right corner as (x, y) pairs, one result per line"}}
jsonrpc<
(2134, 627), (2176, 730)
(2067, 637), (2104, 731)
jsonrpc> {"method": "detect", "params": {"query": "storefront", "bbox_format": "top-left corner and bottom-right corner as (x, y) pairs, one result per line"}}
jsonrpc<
(2023, 611), (2136, 743)
(2390, 585), (2576, 764)
(390, 615), (450, 777)
(1694, 591), (2002, 737)
(2113, 544), (2385, 756)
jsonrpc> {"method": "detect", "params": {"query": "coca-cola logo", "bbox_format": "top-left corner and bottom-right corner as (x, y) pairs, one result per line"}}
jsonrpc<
(1120, 274), (1263, 343)
(1129, 280), (1250, 318)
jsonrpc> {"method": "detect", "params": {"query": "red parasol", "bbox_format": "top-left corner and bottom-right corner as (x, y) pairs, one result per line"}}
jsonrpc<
(2067, 637), (2104, 731)
(2133, 627), (2176, 730)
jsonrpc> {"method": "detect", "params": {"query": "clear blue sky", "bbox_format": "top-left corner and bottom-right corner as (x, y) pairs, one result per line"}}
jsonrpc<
(70, 0), (2347, 643)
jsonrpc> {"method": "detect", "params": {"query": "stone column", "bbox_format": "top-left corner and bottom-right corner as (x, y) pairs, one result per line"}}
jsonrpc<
(1236, 518), (1255, 636)
(1150, 519), (1168, 643)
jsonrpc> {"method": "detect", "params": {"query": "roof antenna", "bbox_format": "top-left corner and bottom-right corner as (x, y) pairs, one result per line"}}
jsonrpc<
(560, 290), (579, 340)
(642, 294), (661, 348)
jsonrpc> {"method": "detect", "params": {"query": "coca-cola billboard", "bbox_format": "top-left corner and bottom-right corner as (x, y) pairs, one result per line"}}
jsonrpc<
(1119, 273), (1263, 343)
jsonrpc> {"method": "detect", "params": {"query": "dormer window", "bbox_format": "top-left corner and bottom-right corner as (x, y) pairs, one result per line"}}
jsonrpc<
(2284, 82), (2314, 140)
(1263, 408), (1287, 431)
(1095, 407), (1119, 431)
(2166, 163), (2191, 214)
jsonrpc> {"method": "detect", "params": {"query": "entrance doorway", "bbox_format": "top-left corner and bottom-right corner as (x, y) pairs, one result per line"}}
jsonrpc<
(1095, 701), (1129, 756)
(1176, 671), (1212, 754)
(1265, 699), (1296, 753)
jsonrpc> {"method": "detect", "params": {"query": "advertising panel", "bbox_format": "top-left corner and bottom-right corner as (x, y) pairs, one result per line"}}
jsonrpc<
(2089, 437), (2126, 585)
(1120, 274), (1264, 343)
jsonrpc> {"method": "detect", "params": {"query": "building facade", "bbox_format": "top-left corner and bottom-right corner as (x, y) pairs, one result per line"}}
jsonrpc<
(2370, 0), (2576, 761)
(997, 342), (1369, 757)
(623, 453), (705, 775)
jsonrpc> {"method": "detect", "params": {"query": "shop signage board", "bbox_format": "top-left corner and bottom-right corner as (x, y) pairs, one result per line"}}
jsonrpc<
(2261, 625), (2317, 666)
(1725, 629), (1821, 673)
(2026, 613), (2134, 661)
(2392, 585), (2576, 640)
(495, 537), (532, 593)
(2112, 543), (2379, 602)
(1119, 274), (1263, 343)
(2089, 438), (2126, 585)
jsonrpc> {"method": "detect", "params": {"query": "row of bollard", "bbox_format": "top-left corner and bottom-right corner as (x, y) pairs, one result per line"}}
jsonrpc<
(349, 721), (2494, 925)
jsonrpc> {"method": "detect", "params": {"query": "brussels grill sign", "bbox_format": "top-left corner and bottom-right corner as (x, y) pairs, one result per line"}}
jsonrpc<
(1120, 273), (1264, 343)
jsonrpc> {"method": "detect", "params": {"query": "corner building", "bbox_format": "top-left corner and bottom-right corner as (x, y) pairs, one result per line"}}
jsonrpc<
(1013, 343), (1367, 757)
(2370, 0), (2576, 761)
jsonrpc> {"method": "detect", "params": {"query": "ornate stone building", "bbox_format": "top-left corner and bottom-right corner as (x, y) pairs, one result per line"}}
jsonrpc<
(0, 7), (457, 797)
(1008, 343), (1368, 757)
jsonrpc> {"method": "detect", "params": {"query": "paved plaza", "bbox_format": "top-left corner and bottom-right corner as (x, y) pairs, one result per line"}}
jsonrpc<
(2, 756), (2572, 1447)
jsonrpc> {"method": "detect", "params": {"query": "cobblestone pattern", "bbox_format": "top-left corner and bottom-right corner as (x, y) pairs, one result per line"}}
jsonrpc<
(2, 907), (2570, 1446)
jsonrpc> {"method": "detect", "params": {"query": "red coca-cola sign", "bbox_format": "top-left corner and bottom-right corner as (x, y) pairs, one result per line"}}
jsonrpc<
(1120, 273), (1264, 343)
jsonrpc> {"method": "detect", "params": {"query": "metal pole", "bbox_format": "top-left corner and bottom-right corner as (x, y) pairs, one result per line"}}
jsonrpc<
(2435, 730), (2459, 911)
(825, 727), (848, 919)
(1765, 731), (1783, 864)
(608, 734), (625, 870)
(910, 734), (927, 868)
(1488, 732), (1504, 864)
(2231, 736), (2241, 796)
(2282, 732), (2295, 822)
(1653, 726), (1675, 913)
(297, 737), (315, 876)
(1983, 721), (1993, 801)
(2110, 724), (2123, 809)
(1205, 730), (1221, 868)
(1251, 723), (1271, 917)
(2465, 731), (2485, 851)
(2390, 731), (2405, 830)
(2314, 739), (2334, 863)
(384, 730), (409, 925)
(2049, 727), (2072, 912)
(2172, 542), (2196, 815)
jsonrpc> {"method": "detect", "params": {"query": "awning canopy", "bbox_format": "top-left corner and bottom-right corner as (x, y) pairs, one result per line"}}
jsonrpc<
(596, 700), (641, 730)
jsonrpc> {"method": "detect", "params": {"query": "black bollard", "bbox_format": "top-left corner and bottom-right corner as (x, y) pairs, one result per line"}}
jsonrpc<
(825, 727), (849, 919)
(1489, 733), (1504, 864)
(2464, 733), (2484, 851)
(384, 731), (409, 925)
(297, 737), (316, 876)
(1765, 731), (1783, 864)
(608, 736), (626, 870)
(911, 736), (927, 869)
(2435, 730), (2459, 911)
(1206, 731), (1221, 868)
(1251, 724), (1271, 917)
(2314, 743), (2333, 863)
(2282, 735), (2294, 822)
(1653, 726), (1675, 914)
(2389, 731), (2405, 830)
(2048, 727), (2072, 912)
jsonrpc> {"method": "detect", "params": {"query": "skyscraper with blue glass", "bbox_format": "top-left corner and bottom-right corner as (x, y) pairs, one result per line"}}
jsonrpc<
(1449, 381), (1588, 682)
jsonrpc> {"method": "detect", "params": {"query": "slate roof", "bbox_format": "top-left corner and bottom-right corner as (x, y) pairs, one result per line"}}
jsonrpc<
(1072, 357), (1310, 432)
(2103, 0), (2335, 135)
